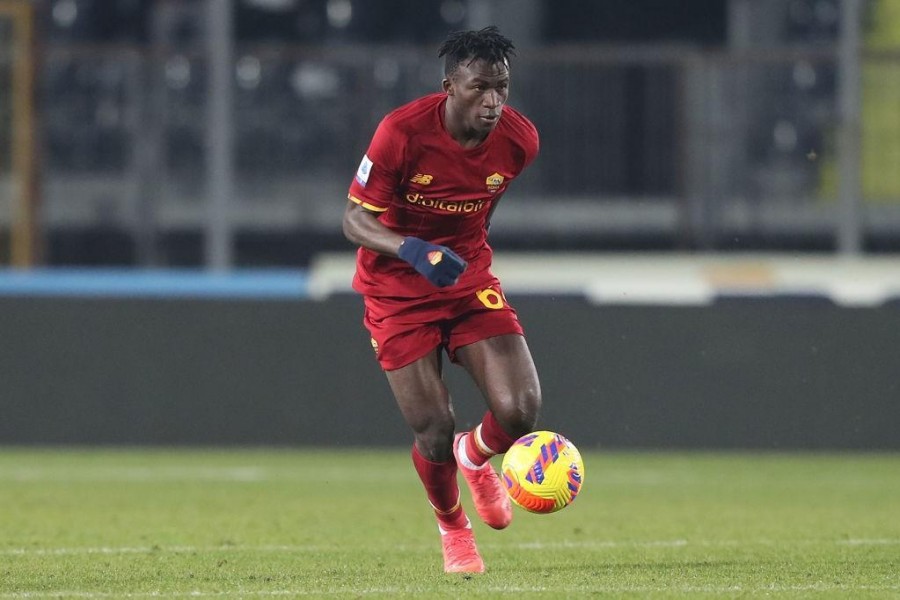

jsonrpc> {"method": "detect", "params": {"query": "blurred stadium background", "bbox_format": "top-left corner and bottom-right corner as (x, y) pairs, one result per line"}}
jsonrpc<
(1, 0), (898, 448)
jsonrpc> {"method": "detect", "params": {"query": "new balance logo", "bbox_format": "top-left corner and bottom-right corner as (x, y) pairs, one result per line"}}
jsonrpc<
(410, 173), (433, 185)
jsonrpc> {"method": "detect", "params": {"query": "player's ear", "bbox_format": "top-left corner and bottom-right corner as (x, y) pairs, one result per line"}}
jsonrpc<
(442, 78), (453, 95)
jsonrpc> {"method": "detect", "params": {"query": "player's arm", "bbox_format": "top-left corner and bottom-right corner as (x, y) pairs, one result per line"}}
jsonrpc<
(342, 200), (403, 256)
(342, 200), (467, 288)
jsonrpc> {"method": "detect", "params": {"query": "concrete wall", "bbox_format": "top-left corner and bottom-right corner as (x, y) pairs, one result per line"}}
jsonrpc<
(2, 294), (897, 449)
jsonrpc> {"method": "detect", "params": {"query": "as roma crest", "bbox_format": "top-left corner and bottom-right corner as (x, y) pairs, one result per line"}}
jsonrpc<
(485, 172), (505, 192)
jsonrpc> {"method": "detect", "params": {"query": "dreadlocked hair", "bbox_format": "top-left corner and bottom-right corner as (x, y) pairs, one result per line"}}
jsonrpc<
(438, 26), (516, 77)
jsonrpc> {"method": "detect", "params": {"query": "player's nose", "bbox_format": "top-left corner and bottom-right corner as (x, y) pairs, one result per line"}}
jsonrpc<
(483, 89), (502, 108)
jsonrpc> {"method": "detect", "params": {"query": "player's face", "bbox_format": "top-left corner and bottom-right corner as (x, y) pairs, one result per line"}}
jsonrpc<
(443, 58), (510, 139)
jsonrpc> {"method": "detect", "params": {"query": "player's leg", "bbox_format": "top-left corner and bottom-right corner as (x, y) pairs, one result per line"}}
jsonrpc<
(384, 350), (484, 573)
(456, 333), (542, 448)
(451, 333), (541, 529)
(445, 283), (542, 458)
(385, 347), (457, 463)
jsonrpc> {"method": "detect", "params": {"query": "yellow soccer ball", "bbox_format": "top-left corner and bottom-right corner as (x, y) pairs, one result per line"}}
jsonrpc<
(501, 431), (585, 514)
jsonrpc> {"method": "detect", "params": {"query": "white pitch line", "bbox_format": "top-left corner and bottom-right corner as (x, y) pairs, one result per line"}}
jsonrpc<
(515, 539), (690, 549)
(0, 545), (327, 556)
(510, 538), (900, 549)
(838, 538), (900, 545)
(3, 538), (899, 556)
(2, 584), (900, 598)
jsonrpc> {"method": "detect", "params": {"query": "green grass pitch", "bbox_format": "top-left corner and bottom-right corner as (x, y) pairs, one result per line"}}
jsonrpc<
(1, 449), (898, 598)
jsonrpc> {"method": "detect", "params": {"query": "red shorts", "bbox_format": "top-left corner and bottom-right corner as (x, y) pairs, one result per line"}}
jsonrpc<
(362, 279), (524, 371)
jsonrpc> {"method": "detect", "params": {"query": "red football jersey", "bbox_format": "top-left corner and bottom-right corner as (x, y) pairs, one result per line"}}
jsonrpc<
(348, 92), (539, 299)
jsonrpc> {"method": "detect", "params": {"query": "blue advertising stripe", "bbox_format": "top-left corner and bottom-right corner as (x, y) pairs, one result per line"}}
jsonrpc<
(0, 269), (310, 299)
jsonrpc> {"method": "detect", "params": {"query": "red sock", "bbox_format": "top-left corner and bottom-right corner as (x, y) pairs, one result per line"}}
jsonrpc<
(411, 444), (467, 529)
(465, 411), (519, 467)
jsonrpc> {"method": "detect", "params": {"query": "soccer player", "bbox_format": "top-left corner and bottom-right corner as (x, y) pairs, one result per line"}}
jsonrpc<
(342, 26), (541, 574)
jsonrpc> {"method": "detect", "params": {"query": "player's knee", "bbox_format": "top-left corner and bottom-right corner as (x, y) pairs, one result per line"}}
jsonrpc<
(415, 432), (454, 462)
(496, 387), (541, 438)
(411, 414), (456, 461)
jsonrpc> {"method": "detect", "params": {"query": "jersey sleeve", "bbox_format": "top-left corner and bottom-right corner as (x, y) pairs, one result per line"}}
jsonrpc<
(347, 117), (405, 213)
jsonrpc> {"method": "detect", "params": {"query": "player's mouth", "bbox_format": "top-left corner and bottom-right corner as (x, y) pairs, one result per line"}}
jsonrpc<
(479, 113), (500, 124)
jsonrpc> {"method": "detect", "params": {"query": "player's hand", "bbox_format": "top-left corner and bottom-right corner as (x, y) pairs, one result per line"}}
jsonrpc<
(397, 236), (467, 288)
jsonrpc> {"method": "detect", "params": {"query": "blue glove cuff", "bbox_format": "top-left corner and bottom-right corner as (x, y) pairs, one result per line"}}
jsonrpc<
(397, 236), (426, 264)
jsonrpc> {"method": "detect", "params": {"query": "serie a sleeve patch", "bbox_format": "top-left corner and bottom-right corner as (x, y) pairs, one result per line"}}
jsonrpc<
(355, 154), (373, 187)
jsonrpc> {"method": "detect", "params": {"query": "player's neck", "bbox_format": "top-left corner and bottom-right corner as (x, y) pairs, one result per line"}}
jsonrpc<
(443, 107), (489, 149)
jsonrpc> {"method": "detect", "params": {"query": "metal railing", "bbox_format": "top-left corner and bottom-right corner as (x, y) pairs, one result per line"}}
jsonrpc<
(5, 39), (900, 262)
